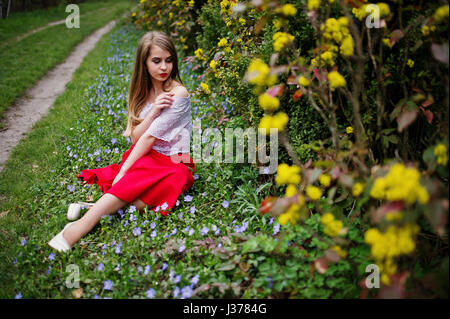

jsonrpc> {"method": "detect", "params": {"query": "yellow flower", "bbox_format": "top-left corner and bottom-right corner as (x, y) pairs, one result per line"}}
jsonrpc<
(328, 71), (346, 90)
(140, 0), (146, 3)
(279, 3), (297, 16)
(352, 5), (369, 20)
(407, 59), (414, 68)
(321, 216), (344, 237)
(433, 5), (449, 23)
(307, 0), (320, 11)
(421, 25), (430, 36)
(383, 38), (392, 47)
(132, 12), (137, 17)
(200, 82), (211, 94)
(188, 0), (195, 7)
(279, 203), (301, 225)
(320, 51), (335, 66)
(218, 38), (228, 47)
(331, 245), (347, 258)
(346, 126), (354, 134)
(180, 36), (186, 43)
(273, 19), (283, 30)
(306, 185), (322, 200)
(319, 174), (331, 187)
(247, 58), (277, 87)
(169, 12), (173, 20)
(299, 76), (310, 87)
(273, 32), (294, 51)
(195, 48), (205, 60)
(377, 3), (391, 17)
(370, 163), (429, 205)
(239, 18), (246, 25)
(340, 36), (354, 56)
(285, 184), (298, 197)
(352, 182), (364, 197)
(209, 59), (217, 71)
(237, 38), (243, 43)
(258, 93), (280, 111)
(276, 164), (301, 185)
(258, 112), (289, 135)
(434, 143), (448, 166)
(157, 20), (163, 26)
(385, 211), (403, 222)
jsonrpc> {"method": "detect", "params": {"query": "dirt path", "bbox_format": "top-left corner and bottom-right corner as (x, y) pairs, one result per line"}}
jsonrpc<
(0, 19), (117, 172)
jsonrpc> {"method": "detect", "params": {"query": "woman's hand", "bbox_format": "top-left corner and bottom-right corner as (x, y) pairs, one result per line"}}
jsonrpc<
(112, 170), (125, 186)
(152, 92), (174, 116)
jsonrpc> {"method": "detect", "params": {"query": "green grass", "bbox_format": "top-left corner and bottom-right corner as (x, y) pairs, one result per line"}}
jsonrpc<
(0, 0), (133, 45)
(0, 0), (135, 128)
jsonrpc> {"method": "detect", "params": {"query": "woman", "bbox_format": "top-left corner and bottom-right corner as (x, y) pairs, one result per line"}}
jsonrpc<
(49, 31), (195, 252)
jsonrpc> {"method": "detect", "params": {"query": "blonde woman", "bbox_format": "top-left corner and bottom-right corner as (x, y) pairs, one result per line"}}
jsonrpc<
(49, 31), (195, 252)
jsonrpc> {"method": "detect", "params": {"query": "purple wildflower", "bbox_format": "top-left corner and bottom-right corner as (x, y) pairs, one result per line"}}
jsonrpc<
(184, 195), (193, 202)
(162, 262), (168, 271)
(151, 230), (157, 238)
(98, 263), (104, 271)
(181, 286), (193, 299)
(222, 200), (229, 208)
(132, 227), (141, 236)
(201, 226), (209, 236)
(15, 292), (22, 299)
(146, 288), (155, 299)
(48, 252), (55, 261)
(273, 223), (280, 236)
(189, 206), (196, 214)
(67, 185), (75, 193)
(173, 286), (180, 298)
(144, 265), (151, 275)
(104, 280), (113, 290)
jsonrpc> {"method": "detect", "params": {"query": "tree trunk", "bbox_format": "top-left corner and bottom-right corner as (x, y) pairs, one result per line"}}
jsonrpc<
(6, 0), (10, 17)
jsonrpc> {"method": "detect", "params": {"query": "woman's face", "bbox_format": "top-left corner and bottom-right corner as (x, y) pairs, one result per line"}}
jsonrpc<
(146, 45), (173, 83)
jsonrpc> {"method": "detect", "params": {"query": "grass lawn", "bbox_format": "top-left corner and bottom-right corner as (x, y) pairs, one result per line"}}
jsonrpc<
(0, 20), (363, 299)
(0, 0), (136, 128)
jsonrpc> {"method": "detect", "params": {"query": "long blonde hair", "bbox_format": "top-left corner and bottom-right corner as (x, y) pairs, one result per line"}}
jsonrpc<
(123, 31), (183, 137)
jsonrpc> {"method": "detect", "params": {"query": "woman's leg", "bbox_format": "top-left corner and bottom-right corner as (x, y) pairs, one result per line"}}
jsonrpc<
(131, 198), (155, 214)
(63, 193), (128, 247)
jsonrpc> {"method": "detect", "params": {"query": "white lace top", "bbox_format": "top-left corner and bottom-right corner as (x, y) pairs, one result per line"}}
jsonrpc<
(138, 96), (192, 156)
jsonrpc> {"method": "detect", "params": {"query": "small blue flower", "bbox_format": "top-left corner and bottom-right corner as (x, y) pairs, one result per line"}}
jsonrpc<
(146, 288), (155, 299)
(184, 195), (193, 202)
(20, 239), (27, 246)
(222, 200), (229, 208)
(162, 262), (168, 271)
(268, 217), (274, 225)
(129, 205), (137, 213)
(151, 230), (157, 238)
(132, 227), (141, 236)
(178, 244), (186, 253)
(15, 292), (22, 299)
(104, 280), (113, 290)
(161, 202), (169, 210)
(98, 263), (104, 271)
(144, 265), (151, 275)
(48, 252), (55, 261)
(173, 286), (180, 298)
(188, 229), (195, 236)
(189, 206), (196, 214)
(181, 286), (193, 299)
(174, 275), (182, 284)
(67, 185), (75, 193)
(111, 138), (117, 145)
(190, 275), (199, 287)
(273, 223), (280, 236)
(193, 174), (199, 180)
(201, 226), (209, 236)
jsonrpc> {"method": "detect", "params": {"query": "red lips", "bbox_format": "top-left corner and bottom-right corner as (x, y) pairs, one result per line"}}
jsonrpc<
(160, 73), (168, 77)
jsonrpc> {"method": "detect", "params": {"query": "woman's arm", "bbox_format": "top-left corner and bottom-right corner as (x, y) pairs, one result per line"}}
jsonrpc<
(130, 108), (159, 144)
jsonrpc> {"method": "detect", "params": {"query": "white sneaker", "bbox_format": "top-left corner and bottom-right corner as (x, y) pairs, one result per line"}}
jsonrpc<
(67, 202), (94, 221)
(48, 222), (75, 252)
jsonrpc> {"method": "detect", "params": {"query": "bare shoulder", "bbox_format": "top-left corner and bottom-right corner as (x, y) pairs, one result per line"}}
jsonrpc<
(171, 84), (189, 98)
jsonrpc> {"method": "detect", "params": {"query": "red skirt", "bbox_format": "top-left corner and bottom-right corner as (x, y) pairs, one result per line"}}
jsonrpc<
(76, 144), (195, 216)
